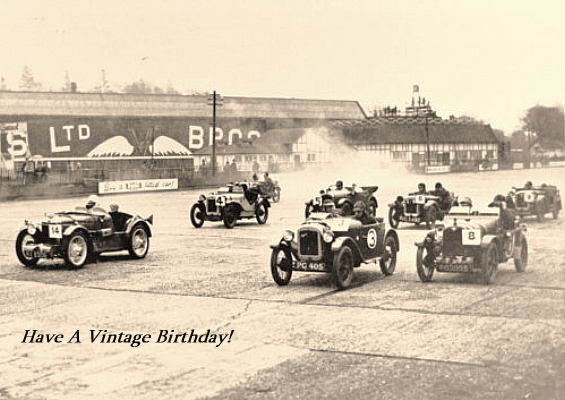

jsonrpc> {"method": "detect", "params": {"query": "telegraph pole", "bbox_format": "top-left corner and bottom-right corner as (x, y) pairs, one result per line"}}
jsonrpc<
(207, 91), (223, 176)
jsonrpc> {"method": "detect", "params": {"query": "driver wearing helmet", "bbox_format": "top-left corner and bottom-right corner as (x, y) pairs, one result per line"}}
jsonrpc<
(489, 194), (516, 231)
(352, 201), (377, 225)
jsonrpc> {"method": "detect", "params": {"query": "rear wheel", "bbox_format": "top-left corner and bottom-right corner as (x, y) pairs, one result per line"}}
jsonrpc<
(270, 247), (292, 285)
(333, 246), (354, 289)
(388, 207), (400, 228)
(340, 202), (352, 216)
(64, 231), (89, 268)
(256, 203), (269, 224)
(425, 207), (437, 229)
(416, 246), (435, 282)
(272, 188), (281, 203)
(552, 208), (559, 219)
(128, 224), (150, 259)
(15, 231), (39, 267)
(223, 205), (238, 229)
(369, 198), (378, 216)
(379, 235), (397, 275)
(189, 203), (205, 228)
(480, 242), (498, 284)
(513, 235), (528, 272)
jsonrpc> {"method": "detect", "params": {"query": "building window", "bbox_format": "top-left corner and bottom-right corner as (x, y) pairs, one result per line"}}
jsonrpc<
(307, 154), (316, 162)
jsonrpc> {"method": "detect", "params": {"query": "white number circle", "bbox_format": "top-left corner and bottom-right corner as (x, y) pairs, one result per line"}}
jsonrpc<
(367, 228), (377, 249)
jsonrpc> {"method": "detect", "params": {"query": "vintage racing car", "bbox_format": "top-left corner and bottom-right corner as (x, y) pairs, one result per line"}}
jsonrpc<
(414, 208), (528, 284)
(388, 190), (459, 229)
(16, 206), (153, 268)
(190, 182), (270, 229)
(270, 212), (399, 289)
(255, 178), (281, 203)
(510, 184), (561, 222)
(305, 184), (378, 218)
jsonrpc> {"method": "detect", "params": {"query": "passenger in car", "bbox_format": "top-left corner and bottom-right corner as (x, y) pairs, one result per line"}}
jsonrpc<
(352, 201), (377, 225)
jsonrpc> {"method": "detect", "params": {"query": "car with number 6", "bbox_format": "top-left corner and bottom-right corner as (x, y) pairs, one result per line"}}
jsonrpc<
(270, 212), (399, 289)
(16, 206), (153, 268)
(414, 206), (528, 285)
(509, 184), (561, 222)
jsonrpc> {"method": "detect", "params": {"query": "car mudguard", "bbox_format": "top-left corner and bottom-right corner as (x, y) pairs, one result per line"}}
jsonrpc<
(480, 234), (499, 250)
(224, 202), (244, 214)
(125, 216), (153, 237)
(63, 225), (90, 238)
(385, 229), (400, 252)
(336, 197), (351, 208)
(270, 238), (290, 250)
(331, 236), (362, 257)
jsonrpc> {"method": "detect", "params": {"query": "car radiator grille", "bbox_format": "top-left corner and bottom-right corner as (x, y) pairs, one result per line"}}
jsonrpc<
(207, 199), (217, 213)
(443, 228), (470, 257)
(298, 229), (320, 257)
(405, 202), (418, 214)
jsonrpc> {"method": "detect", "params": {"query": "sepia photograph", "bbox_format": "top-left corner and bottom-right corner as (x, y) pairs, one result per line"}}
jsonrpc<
(1, 1), (564, 399)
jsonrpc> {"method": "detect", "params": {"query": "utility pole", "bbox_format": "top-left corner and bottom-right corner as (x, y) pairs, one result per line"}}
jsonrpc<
(207, 91), (223, 176)
(425, 113), (430, 166)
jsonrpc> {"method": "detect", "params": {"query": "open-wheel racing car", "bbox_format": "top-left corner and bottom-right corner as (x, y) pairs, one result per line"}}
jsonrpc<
(510, 184), (561, 222)
(270, 212), (399, 290)
(255, 178), (281, 203)
(414, 205), (528, 285)
(305, 184), (378, 218)
(16, 206), (153, 268)
(190, 182), (271, 229)
(388, 190), (460, 229)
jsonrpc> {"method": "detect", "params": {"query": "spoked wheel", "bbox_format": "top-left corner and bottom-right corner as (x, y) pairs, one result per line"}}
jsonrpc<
(270, 247), (293, 285)
(64, 231), (89, 268)
(388, 207), (400, 228)
(256, 203), (269, 224)
(425, 207), (437, 229)
(128, 224), (150, 259)
(416, 246), (435, 282)
(223, 205), (238, 229)
(189, 203), (205, 228)
(15, 231), (39, 267)
(480, 242), (498, 284)
(272, 189), (281, 203)
(340, 202), (353, 216)
(513, 235), (528, 272)
(333, 246), (354, 289)
(379, 235), (397, 275)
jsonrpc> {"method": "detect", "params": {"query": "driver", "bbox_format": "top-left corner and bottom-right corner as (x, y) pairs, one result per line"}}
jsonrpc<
(334, 180), (344, 191)
(84, 195), (113, 228)
(352, 201), (377, 225)
(489, 194), (516, 231)
(433, 182), (452, 212)
(411, 183), (427, 195)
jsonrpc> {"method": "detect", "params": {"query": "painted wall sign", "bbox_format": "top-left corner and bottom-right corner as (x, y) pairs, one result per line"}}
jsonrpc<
(98, 178), (179, 194)
(0, 122), (29, 161)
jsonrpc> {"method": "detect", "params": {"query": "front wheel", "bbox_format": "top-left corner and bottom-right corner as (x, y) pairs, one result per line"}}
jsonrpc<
(513, 235), (528, 272)
(536, 206), (544, 222)
(416, 246), (435, 282)
(272, 188), (281, 203)
(128, 224), (150, 259)
(15, 231), (39, 267)
(379, 235), (397, 275)
(223, 205), (238, 229)
(480, 242), (498, 284)
(64, 231), (89, 268)
(256, 203), (269, 224)
(270, 247), (292, 285)
(425, 207), (437, 229)
(388, 207), (400, 228)
(189, 203), (205, 228)
(333, 246), (354, 289)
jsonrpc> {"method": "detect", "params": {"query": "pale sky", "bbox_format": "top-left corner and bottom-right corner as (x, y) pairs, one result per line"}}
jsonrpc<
(2, 0), (563, 134)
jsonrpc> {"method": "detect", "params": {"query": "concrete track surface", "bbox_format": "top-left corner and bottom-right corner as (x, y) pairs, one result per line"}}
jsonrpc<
(1, 167), (564, 400)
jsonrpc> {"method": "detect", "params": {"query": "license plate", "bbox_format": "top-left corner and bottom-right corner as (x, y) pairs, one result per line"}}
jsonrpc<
(438, 264), (471, 273)
(48, 224), (63, 239)
(295, 261), (326, 272)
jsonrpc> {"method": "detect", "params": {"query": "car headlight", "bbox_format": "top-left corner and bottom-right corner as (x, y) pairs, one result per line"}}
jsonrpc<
(322, 230), (334, 243)
(27, 223), (37, 235)
(198, 194), (206, 201)
(282, 230), (294, 242)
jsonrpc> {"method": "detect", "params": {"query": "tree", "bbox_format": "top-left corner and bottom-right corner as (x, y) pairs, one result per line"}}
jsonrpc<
(521, 105), (565, 148)
(19, 65), (42, 91)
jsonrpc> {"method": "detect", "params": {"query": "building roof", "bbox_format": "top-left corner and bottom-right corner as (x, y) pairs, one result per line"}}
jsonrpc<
(330, 117), (499, 145)
(0, 91), (366, 119)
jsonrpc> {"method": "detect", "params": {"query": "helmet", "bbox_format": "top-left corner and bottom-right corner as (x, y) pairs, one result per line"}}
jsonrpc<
(457, 196), (472, 207)
(322, 199), (335, 212)
(86, 195), (99, 207)
(489, 194), (505, 207)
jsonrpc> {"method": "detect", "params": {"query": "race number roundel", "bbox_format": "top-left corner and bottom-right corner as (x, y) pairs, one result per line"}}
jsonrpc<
(367, 228), (377, 249)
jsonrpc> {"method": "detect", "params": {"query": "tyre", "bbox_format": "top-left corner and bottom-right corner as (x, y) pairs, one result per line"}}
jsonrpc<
(379, 235), (397, 275)
(369, 198), (378, 216)
(128, 224), (150, 259)
(480, 242), (498, 284)
(64, 231), (89, 268)
(223, 205), (238, 229)
(189, 203), (205, 228)
(15, 231), (39, 267)
(425, 207), (437, 229)
(333, 246), (354, 289)
(552, 208), (559, 219)
(272, 189), (281, 203)
(513, 235), (528, 272)
(536, 206), (544, 222)
(256, 203), (269, 224)
(388, 207), (399, 228)
(305, 203), (315, 219)
(416, 246), (435, 282)
(270, 247), (292, 285)
(340, 202), (352, 216)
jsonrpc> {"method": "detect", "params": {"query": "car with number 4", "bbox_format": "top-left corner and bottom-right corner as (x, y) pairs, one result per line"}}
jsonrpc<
(270, 212), (399, 289)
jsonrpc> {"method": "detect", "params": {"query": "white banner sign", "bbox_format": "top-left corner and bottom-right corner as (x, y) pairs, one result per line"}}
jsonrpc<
(98, 179), (178, 194)
(425, 165), (451, 174)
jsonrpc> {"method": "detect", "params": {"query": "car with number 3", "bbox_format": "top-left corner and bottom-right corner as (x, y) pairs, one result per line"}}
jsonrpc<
(270, 212), (399, 289)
